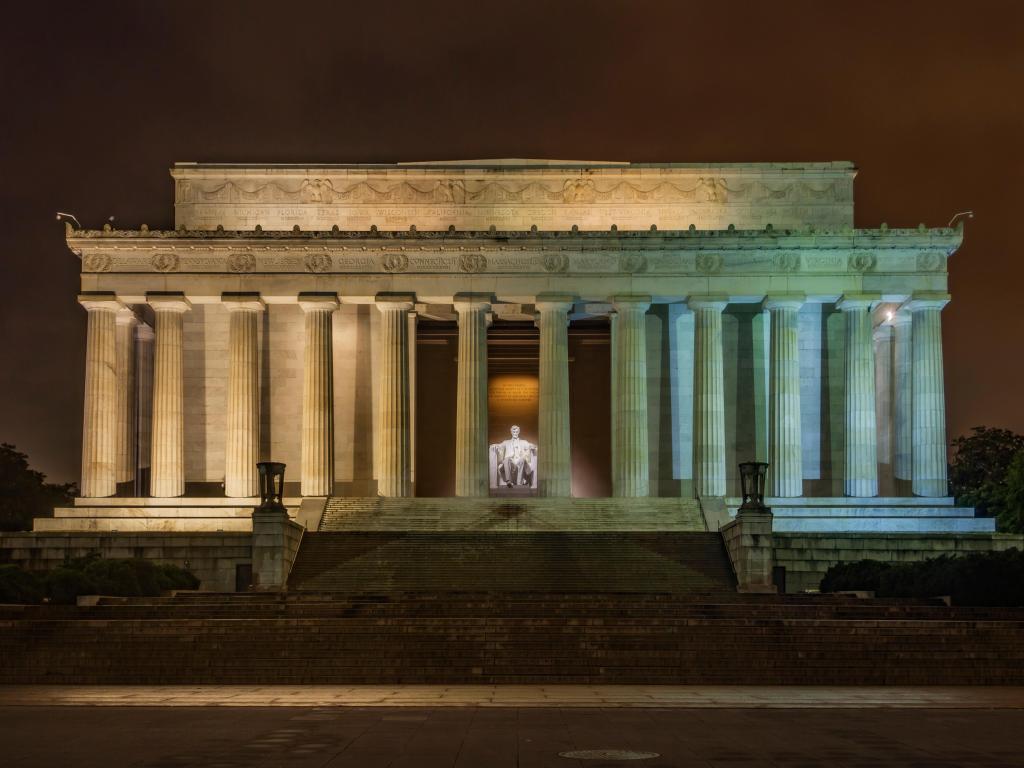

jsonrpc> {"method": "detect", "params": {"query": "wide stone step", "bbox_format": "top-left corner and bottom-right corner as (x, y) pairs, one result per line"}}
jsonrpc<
(320, 497), (706, 532)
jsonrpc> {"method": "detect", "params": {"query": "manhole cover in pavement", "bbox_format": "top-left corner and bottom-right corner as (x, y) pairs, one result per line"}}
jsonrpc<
(559, 750), (660, 761)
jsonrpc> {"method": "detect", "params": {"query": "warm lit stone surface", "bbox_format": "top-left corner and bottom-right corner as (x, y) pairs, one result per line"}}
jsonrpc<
(299, 294), (338, 497)
(78, 294), (121, 498)
(454, 295), (490, 498)
(148, 294), (191, 497)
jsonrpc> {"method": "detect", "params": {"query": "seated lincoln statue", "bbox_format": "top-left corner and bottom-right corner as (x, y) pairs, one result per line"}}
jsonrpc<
(489, 425), (538, 490)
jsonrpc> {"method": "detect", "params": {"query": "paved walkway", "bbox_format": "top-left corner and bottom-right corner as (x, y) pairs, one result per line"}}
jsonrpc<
(4, 702), (1024, 767)
(2, 685), (1024, 708)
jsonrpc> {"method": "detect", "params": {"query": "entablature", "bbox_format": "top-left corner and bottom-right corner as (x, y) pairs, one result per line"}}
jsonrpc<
(67, 226), (962, 281)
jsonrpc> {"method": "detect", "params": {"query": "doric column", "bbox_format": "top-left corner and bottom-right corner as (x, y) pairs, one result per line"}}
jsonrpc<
(148, 293), (191, 498)
(79, 293), (122, 498)
(454, 294), (490, 497)
(611, 295), (651, 497)
(838, 294), (880, 497)
(299, 293), (339, 497)
(765, 295), (804, 497)
(891, 309), (913, 487)
(536, 295), (574, 497)
(609, 311), (618, 477)
(690, 296), (728, 498)
(909, 292), (951, 497)
(115, 308), (138, 488)
(376, 294), (415, 497)
(408, 310), (418, 487)
(135, 323), (154, 495)
(223, 294), (264, 497)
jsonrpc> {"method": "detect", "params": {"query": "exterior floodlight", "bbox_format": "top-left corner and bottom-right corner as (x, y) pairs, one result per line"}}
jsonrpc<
(738, 461), (769, 512)
(56, 212), (81, 229)
(256, 462), (287, 512)
(947, 211), (974, 227)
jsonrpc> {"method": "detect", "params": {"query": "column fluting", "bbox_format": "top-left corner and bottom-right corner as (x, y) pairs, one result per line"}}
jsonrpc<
(910, 292), (951, 497)
(148, 294), (191, 498)
(838, 294), (880, 497)
(766, 295), (804, 497)
(891, 309), (913, 487)
(376, 295), (414, 497)
(223, 294), (264, 497)
(691, 296), (728, 498)
(299, 294), (338, 497)
(115, 308), (138, 488)
(611, 295), (651, 497)
(536, 295), (574, 497)
(79, 294), (122, 498)
(454, 295), (490, 497)
(135, 323), (154, 496)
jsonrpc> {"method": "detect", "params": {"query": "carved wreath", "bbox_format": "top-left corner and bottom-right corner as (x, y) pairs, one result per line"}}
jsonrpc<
(151, 252), (179, 272)
(695, 253), (723, 274)
(774, 253), (801, 272)
(382, 253), (409, 273)
(848, 252), (877, 273)
(459, 253), (487, 273)
(83, 253), (112, 273)
(916, 251), (945, 272)
(542, 253), (569, 273)
(304, 253), (332, 273)
(618, 254), (647, 274)
(227, 253), (255, 273)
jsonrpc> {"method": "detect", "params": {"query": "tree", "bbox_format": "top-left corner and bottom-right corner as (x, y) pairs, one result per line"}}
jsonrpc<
(0, 444), (77, 532)
(949, 427), (1024, 533)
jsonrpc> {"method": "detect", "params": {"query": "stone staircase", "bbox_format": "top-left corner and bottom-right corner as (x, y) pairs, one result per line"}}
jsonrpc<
(287, 532), (736, 592)
(3, 592), (1023, 685)
(318, 496), (707, 532)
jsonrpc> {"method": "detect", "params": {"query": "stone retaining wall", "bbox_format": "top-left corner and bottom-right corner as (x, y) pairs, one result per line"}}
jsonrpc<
(774, 532), (1024, 593)
(0, 532), (252, 592)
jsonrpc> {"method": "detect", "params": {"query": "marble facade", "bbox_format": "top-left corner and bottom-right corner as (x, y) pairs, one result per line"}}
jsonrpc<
(64, 160), (982, 532)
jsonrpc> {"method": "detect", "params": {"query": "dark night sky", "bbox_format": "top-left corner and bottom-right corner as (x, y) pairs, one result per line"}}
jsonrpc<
(1, 0), (1022, 483)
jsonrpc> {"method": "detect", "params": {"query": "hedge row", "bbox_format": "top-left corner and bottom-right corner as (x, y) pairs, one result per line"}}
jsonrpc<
(820, 548), (1024, 606)
(0, 555), (199, 604)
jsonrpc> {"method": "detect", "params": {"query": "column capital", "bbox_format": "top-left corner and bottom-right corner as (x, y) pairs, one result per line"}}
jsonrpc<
(535, 293), (576, 312)
(375, 292), (416, 312)
(453, 292), (492, 312)
(115, 307), (138, 326)
(687, 294), (729, 312)
(905, 291), (951, 312)
(890, 308), (913, 327)
(78, 292), (123, 313)
(147, 292), (191, 313)
(611, 294), (652, 313)
(135, 322), (155, 342)
(298, 292), (339, 313)
(837, 292), (882, 312)
(763, 293), (805, 311)
(222, 292), (265, 313)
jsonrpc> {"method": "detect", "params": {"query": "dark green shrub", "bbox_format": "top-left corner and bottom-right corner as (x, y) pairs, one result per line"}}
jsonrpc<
(0, 564), (45, 603)
(819, 559), (891, 593)
(820, 549), (1024, 606)
(45, 567), (98, 604)
(156, 563), (200, 591)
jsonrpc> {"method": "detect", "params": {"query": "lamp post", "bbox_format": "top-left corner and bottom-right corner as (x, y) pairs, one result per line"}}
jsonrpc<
(738, 461), (769, 513)
(256, 461), (287, 512)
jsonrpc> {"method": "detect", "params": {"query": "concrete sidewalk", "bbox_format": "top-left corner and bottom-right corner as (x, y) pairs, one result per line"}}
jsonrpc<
(3, 684), (1024, 708)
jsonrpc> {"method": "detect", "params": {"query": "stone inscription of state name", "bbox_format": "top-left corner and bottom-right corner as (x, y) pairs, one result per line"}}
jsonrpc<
(172, 163), (855, 233)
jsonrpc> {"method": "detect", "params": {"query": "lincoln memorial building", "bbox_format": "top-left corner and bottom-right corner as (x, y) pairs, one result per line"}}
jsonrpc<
(41, 159), (996, 562)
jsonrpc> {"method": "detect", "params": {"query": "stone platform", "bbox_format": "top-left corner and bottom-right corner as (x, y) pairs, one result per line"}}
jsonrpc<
(38, 496), (303, 533)
(726, 496), (995, 533)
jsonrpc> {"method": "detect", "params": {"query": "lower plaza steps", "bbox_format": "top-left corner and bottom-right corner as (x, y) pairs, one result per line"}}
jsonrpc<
(4, 496), (1022, 685)
(3, 592), (1023, 685)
